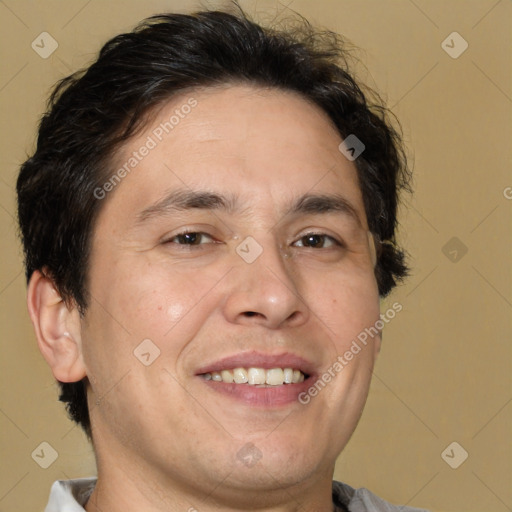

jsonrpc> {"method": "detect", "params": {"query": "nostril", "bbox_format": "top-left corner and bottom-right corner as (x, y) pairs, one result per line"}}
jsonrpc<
(244, 311), (258, 317)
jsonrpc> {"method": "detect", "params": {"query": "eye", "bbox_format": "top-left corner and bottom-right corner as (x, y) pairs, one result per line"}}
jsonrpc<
(293, 233), (341, 249)
(165, 231), (215, 246)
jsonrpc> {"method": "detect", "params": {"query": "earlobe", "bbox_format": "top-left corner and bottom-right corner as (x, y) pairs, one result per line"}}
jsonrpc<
(27, 270), (87, 383)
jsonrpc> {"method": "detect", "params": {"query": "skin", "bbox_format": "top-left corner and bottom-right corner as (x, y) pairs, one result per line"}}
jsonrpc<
(28, 84), (381, 512)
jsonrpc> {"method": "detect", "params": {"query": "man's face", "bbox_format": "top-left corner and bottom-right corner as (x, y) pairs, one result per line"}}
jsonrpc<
(81, 85), (381, 500)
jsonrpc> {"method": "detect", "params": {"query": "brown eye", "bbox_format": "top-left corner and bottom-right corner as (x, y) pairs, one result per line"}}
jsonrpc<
(167, 232), (214, 245)
(294, 233), (339, 249)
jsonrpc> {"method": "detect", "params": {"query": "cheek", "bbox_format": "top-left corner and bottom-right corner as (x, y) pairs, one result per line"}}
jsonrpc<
(166, 302), (188, 322)
(80, 264), (198, 385)
(105, 259), (221, 340)
(308, 270), (380, 347)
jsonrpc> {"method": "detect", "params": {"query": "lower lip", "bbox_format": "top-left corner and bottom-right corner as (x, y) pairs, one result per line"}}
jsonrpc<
(199, 377), (316, 407)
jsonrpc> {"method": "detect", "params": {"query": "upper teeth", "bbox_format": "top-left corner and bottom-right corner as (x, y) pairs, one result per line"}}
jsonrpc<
(201, 368), (305, 386)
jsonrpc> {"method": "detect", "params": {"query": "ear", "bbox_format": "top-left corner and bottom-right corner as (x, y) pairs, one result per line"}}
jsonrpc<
(373, 301), (383, 362)
(373, 331), (382, 361)
(367, 231), (378, 268)
(27, 270), (86, 383)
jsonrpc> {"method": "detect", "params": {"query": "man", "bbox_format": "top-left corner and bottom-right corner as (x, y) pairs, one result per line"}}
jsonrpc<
(17, 6), (425, 511)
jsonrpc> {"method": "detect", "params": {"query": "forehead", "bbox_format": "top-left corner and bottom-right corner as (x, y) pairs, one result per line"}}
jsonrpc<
(153, 84), (344, 167)
(98, 84), (366, 227)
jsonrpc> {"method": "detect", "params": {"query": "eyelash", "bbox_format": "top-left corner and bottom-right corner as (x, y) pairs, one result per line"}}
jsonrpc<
(165, 231), (216, 246)
(293, 232), (342, 249)
(164, 230), (343, 249)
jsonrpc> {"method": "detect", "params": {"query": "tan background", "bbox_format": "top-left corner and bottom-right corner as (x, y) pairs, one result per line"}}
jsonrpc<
(0, 1), (510, 510)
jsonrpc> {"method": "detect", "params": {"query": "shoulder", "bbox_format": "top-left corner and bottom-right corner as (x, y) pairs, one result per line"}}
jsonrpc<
(333, 480), (430, 512)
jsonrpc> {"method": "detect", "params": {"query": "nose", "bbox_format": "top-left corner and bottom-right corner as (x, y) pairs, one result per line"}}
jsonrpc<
(221, 238), (310, 329)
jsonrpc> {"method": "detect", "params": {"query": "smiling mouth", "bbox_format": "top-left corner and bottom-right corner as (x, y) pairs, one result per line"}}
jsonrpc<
(200, 367), (307, 386)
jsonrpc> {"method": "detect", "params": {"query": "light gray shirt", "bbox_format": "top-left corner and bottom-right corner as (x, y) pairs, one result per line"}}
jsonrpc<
(44, 478), (429, 511)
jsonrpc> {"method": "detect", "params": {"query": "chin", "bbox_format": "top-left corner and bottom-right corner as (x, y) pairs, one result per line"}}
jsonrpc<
(228, 435), (332, 490)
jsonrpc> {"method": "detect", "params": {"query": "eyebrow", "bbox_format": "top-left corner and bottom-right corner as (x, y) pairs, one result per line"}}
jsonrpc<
(136, 188), (362, 227)
(137, 189), (238, 222)
(288, 193), (362, 227)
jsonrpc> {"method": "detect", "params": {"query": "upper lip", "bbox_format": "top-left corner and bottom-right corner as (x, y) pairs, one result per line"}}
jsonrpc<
(195, 350), (316, 377)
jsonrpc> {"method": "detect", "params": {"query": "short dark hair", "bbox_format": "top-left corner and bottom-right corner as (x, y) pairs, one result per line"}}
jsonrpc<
(17, 6), (411, 438)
